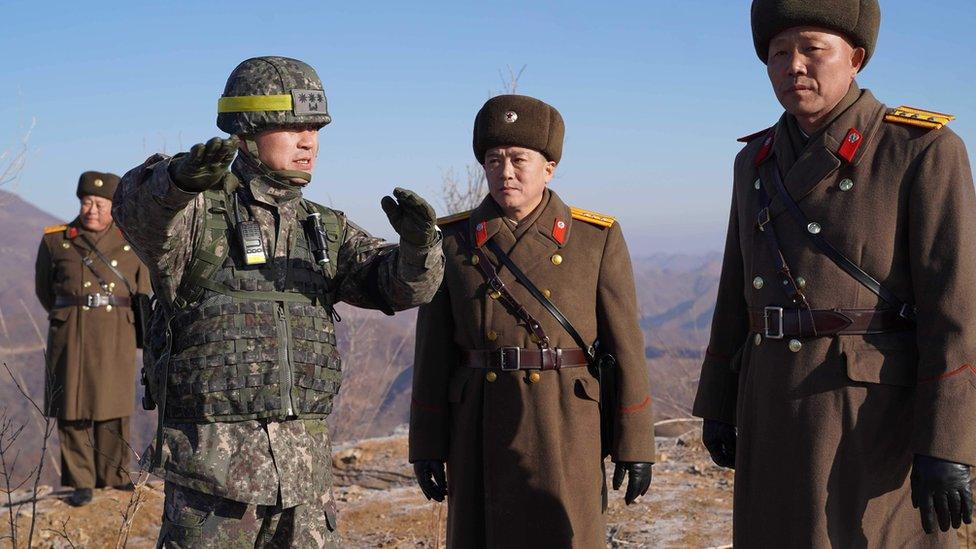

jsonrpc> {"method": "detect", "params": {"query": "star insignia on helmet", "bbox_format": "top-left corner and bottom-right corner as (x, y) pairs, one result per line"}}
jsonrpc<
(504, 111), (518, 123)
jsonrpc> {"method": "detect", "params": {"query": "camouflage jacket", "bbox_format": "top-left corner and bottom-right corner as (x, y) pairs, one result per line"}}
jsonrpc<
(113, 153), (443, 506)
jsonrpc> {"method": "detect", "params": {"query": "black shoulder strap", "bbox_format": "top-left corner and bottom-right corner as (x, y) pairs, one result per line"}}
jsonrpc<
(759, 161), (916, 321)
(77, 233), (136, 296)
(485, 240), (596, 360)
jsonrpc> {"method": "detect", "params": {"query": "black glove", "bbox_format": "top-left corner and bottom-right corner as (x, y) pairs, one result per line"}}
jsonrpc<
(381, 187), (439, 247)
(169, 136), (239, 193)
(612, 462), (652, 505)
(911, 454), (973, 533)
(702, 419), (736, 469)
(413, 459), (447, 502)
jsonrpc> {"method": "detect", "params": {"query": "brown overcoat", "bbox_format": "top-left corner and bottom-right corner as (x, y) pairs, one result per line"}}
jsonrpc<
(35, 218), (151, 421)
(410, 189), (655, 548)
(693, 89), (976, 547)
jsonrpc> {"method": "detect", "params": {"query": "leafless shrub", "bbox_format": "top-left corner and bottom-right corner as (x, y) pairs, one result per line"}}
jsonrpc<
(44, 517), (77, 549)
(440, 164), (487, 216)
(498, 64), (526, 95)
(2, 361), (59, 548)
(0, 117), (34, 193)
(331, 307), (415, 442)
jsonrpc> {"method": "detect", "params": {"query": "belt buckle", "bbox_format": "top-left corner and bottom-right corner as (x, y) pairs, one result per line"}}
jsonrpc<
(499, 347), (521, 371)
(764, 306), (784, 339)
(86, 293), (109, 308)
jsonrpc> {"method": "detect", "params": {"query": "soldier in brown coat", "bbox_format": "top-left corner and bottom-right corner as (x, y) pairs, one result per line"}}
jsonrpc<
(409, 95), (655, 548)
(34, 171), (151, 506)
(694, 0), (976, 546)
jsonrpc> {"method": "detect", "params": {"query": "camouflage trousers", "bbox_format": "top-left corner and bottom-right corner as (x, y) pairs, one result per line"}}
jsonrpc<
(157, 482), (340, 548)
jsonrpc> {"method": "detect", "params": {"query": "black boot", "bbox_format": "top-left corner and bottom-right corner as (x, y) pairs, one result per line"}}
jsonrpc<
(67, 488), (93, 507)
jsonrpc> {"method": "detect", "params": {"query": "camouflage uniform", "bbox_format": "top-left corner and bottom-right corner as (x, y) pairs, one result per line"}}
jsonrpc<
(113, 57), (443, 547)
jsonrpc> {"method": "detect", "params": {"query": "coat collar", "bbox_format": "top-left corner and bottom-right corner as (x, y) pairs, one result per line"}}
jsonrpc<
(468, 188), (573, 249)
(764, 89), (887, 217)
(467, 189), (574, 283)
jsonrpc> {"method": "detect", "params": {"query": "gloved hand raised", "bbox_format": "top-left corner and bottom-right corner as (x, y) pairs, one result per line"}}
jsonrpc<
(612, 462), (652, 505)
(381, 188), (439, 247)
(169, 136), (239, 193)
(702, 419), (736, 469)
(911, 454), (973, 533)
(413, 459), (447, 502)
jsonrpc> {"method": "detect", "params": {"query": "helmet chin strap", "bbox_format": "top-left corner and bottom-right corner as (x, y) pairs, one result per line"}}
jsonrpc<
(240, 137), (312, 185)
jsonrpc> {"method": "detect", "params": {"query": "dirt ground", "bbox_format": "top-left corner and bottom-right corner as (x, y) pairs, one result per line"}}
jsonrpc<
(1, 424), (737, 548)
(7, 426), (976, 548)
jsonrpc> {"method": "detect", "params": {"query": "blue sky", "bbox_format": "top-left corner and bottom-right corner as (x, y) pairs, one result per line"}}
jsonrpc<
(1, 0), (973, 255)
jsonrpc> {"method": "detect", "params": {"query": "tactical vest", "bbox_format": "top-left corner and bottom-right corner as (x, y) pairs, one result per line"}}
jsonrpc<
(146, 187), (344, 423)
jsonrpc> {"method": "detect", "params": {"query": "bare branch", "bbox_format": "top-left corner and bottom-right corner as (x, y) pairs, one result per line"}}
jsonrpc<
(0, 117), (34, 191)
(439, 164), (486, 215)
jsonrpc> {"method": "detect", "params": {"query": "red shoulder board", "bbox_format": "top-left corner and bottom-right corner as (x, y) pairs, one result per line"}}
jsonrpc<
(474, 221), (488, 247)
(837, 128), (863, 163)
(738, 126), (772, 143)
(754, 131), (775, 167)
(67, 227), (79, 239)
(551, 217), (567, 245)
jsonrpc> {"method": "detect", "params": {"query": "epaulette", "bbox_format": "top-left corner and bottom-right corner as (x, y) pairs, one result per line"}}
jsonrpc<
(570, 207), (615, 228)
(738, 126), (773, 143)
(436, 210), (472, 227)
(43, 224), (68, 235)
(885, 106), (955, 130)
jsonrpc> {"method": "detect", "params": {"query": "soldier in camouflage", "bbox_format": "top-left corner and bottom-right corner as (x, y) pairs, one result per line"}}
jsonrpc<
(113, 56), (444, 548)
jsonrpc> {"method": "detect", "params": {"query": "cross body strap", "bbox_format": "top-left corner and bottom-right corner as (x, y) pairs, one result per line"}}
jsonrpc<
(485, 240), (596, 361)
(759, 160), (916, 321)
(466, 238), (551, 348)
(78, 233), (136, 296)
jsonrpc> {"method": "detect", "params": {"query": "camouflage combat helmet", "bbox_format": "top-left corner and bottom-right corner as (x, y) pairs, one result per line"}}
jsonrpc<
(217, 56), (331, 135)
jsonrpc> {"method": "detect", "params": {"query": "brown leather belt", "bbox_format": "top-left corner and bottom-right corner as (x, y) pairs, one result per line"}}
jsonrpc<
(55, 294), (131, 309)
(462, 348), (589, 371)
(748, 307), (913, 338)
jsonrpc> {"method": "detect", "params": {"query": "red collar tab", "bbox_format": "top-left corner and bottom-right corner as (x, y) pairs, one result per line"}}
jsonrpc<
(754, 131), (775, 167)
(551, 217), (567, 245)
(67, 227), (79, 239)
(474, 221), (488, 247)
(837, 128), (863, 163)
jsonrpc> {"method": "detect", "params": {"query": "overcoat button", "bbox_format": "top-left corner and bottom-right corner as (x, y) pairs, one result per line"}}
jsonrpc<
(753, 276), (764, 290)
(796, 277), (807, 289)
(489, 290), (502, 300)
(487, 330), (498, 341)
(528, 372), (541, 384)
(839, 179), (854, 191)
(754, 333), (762, 346)
(550, 254), (563, 266)
(486, 371), (498, 382)
(471, 255), (480, 265)
(807, 222), (822, 235)
(788, 339), (803, 353)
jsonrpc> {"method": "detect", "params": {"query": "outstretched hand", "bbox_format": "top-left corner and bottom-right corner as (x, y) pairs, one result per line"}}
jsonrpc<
(169, 136), (239, 193)
(381, 187), (439, 247)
